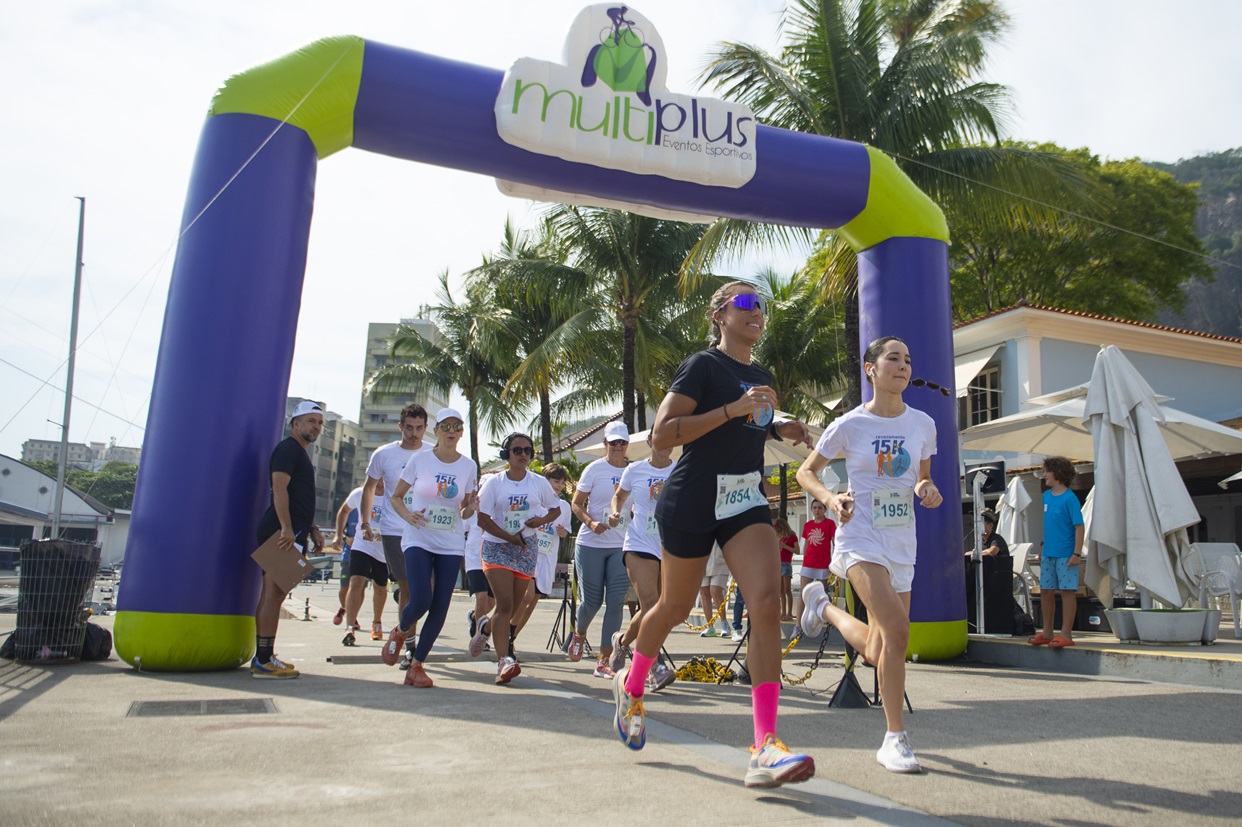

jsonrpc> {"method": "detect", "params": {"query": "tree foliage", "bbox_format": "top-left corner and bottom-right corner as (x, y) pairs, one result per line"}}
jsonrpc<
(25, 460), (138, 510)
(950, 144), (1212, 321)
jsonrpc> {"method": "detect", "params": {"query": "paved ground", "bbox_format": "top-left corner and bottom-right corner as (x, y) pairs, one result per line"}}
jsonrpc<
(2, 581), (1241, 826)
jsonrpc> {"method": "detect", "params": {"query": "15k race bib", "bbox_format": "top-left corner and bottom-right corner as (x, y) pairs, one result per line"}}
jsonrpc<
(714, 472), (763, 520)
(872, 488), (914, 529)
(537, 528), (558, 556)
(645, 511), (660, 537)
(425, 504), (458, 532)
(503, 508), (531, 535)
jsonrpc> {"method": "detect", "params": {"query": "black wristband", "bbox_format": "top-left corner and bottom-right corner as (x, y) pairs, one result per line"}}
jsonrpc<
(768, 420), (784, 442)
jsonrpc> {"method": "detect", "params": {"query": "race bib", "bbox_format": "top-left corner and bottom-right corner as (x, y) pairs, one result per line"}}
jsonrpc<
(645, 511), (660, 537)
(872, 488), (914, 529)
(425, 504), (458, 532)
(537, 528), (558, 556)
(503, 508), (531, 534)
(714, 472), (763, 520)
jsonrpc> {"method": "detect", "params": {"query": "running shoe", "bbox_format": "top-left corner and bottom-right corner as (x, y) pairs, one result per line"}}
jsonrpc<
(607, 631), (629, 674)
(699, 626), (717, 638)
(467, 609), (477, 638)
(716, 620), (732, 638)
(250, 655), (300, 680)
(397, 650), (413, 670)
(876, 732), (922, 773)
(731, 627), (746, 642)
(566, 631), (586, 662)
(371, 622), (384, 641)
(612, 668), (646, 750)
(593, 660), (614, 679)
(800, 581), (830, 638)
(341, 627), (356, 647)
(468, 618), (490, 658)
(403, 661), (433, 688)
(496, 656), (521, 684)
(332, 607), (345, 626)
(649, 662), (676, 692)
(745, 734), (815, 788)
(381, 626), (408, 666)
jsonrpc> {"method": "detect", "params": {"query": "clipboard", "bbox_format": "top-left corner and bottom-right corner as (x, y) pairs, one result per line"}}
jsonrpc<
(251, 532), (315, 593)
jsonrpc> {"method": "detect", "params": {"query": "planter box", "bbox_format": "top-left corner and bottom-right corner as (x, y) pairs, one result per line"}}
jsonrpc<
(1131, 609), (1208, 645)
(1104, 608), (1141, 643)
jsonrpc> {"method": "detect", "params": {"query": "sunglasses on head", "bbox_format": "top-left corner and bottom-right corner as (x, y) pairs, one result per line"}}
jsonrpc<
(437, 422), (464, 433)
(723, 293), (766, 313)
(910, 378), (952, 397)
(508, 445), (534, 456)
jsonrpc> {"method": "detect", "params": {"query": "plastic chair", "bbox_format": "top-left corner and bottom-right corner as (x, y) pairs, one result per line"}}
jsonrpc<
(1190, 543), (1242, 639)
(1010, 542), (1035, 615)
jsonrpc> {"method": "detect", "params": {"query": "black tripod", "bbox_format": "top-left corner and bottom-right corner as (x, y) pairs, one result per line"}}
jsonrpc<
(546, 570), (576, 653)
(828, 583), (913, 712)
(720, 621), (835, 684)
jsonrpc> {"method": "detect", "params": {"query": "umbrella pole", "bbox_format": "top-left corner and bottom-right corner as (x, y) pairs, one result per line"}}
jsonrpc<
(973, 473), (988, 634)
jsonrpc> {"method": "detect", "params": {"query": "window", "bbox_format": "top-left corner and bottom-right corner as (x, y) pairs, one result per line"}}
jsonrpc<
(962, 367), (1001, 426)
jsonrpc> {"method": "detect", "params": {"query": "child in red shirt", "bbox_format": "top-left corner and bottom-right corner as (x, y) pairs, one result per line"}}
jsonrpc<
(795, 500), (836, 634)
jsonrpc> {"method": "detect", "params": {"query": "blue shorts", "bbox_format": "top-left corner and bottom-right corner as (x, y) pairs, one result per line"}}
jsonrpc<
(1040, 557), (1079, 592)
(780, 561), (793, 578)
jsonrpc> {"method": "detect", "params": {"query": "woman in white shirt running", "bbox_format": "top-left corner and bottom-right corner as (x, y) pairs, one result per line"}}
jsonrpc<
(796, 336), (942, 774)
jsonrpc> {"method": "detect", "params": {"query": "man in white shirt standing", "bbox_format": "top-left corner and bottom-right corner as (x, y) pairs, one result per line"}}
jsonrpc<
(360, 403), (430, 664)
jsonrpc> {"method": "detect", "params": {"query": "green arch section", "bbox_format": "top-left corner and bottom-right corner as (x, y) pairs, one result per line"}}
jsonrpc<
(841, 146), (950, 251)
(209, 35), (365, 159)
(908, 618), (967, 661)
(115, 611), (255, 672)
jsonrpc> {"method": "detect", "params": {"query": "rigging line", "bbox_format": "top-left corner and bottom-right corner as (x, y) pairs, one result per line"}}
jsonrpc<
(63, 40), (360, 366)
(2, 211), (72, 308)
(887, 149), (1242, 273)
(0, 356), (147, 435)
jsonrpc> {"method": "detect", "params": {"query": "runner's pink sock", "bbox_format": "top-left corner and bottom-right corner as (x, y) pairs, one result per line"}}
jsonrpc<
(752, 681), (780, 749)
(625, 650), (656, 697)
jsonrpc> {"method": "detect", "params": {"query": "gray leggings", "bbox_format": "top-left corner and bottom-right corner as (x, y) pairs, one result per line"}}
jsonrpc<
(574, 543), (630, 649)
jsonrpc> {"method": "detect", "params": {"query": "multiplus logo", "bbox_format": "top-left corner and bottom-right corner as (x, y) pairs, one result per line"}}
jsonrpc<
(495, 4), (757, 188)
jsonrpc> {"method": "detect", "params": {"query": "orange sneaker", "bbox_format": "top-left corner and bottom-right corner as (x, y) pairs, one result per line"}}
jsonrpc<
(404, 661), (433, 687)
(381, 627), (408, 665)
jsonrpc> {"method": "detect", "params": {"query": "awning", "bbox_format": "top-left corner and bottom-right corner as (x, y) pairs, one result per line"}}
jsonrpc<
(954, 346), (1000, 398)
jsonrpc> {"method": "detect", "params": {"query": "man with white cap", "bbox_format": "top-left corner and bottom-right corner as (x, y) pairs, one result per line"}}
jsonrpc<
(567, 420), (632, 677)
(252, 400), (324, 679)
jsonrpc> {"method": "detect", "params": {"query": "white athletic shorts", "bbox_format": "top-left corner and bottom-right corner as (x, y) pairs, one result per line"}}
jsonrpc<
(829, 548), (915, 594)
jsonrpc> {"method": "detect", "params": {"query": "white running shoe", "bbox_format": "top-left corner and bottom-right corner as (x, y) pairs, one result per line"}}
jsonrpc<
(800, 581), (830, 638)
(731, 627), (745, 642)
(716, 620), (732, 638)
(745, 734), (815, 788)
(876, 732), (922, 773)
(612, 669), (645, 750)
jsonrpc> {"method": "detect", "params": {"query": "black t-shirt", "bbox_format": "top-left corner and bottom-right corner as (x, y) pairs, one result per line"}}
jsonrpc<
(257, 437), (317, 543)
(984, 531), (1010, 557)
(655, 348), (774, 532)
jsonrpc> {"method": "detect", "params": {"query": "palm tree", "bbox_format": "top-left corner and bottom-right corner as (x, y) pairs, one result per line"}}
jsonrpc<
(699, 0), (1087, 407)
(365, 271), (517, 464)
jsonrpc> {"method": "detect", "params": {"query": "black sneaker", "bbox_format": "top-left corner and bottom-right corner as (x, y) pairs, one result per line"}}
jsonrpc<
(468, 609), (477, 638)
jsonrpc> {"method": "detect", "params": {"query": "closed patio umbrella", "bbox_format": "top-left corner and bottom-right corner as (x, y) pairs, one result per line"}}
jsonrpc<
(1081, 346), (1200, 608)
(997, 474), (1034, 545)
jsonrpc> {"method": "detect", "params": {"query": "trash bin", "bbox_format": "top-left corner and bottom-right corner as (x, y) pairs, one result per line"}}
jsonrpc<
(14, 540), (100, 663)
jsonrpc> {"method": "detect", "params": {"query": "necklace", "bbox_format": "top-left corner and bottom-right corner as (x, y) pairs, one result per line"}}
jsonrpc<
(715, 344), (752, 366)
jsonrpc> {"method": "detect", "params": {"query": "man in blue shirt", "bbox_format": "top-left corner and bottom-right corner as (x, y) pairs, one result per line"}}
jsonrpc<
(1030, 456), (1085, 649)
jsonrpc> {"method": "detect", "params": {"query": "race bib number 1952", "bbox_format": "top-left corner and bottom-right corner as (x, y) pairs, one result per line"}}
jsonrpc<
(872, 488), (914, 529)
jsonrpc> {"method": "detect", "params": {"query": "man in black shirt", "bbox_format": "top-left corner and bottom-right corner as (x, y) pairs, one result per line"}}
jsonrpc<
(252, 400), (324, 678)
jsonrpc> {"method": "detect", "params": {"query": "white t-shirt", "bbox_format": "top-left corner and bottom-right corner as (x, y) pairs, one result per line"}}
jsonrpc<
(364, 440), (431, 535)
(463, 515), (484, 571)
(397, 450), (478, 555)
(574, 459), (629, 548)
(343, 486), (386, 562)
(477, 470), (563, 544)
(812, 404), (937, 566)
(534, 499), (573, 560)
(618, 459), (676, 558)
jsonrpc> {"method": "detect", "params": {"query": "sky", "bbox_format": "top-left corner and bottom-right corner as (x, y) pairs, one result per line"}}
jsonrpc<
(1, 0), (1239, 463)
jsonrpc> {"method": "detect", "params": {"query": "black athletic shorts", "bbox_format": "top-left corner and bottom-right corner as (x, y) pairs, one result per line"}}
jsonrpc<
(657, 505), (773, 559)
(624, 550), (661, 564)
(466, 569), (493, 597)
(348, 553), (390, 587)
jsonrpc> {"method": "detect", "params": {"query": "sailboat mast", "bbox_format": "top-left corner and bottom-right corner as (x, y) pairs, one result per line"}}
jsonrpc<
(51, 196), (86, 538)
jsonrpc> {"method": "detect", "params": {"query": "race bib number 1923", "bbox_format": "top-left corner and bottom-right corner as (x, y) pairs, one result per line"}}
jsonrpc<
(425, 504), (458, 532)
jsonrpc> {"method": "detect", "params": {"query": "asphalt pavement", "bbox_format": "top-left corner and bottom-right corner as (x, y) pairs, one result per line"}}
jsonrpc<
(1, 581), (1240, 826)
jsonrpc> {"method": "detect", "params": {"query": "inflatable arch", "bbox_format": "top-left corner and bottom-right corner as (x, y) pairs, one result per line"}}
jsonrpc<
(115, 6), (963, 671)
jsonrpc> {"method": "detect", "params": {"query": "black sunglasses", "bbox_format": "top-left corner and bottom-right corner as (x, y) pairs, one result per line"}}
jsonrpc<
(910, 378), (951, 397)
(508, 445), (534, 456)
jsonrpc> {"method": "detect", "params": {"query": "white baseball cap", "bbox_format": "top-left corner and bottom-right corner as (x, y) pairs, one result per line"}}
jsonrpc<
(435, 406), (464, 424)
(290, 400), (323, 421)
(603, 421), (630, 443)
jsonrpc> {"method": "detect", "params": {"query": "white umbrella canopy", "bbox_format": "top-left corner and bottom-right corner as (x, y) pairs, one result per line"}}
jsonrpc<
(997, 474), (1034, 545)
(1081, 346), (1200, 608)
(1219, 469), (1242, 490)
(575, 413), (824, 467)
(959, 390), (1242, 462)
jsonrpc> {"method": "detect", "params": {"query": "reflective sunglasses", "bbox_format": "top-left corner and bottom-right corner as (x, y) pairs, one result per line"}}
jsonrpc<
(910, 378), (951, 397)
(437, 422), (464, 433)
(606, 440), (629, 447)
(723, 293), (767, 313)
(508, 445), (534, 456)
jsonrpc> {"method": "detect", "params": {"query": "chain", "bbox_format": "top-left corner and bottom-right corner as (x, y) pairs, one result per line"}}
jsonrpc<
(683, 580), (736, 632)
(674, 655), (736, 683)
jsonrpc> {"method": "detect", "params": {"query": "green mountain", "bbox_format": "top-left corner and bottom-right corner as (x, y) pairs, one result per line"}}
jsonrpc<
(1152, 148), (1242, 338)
